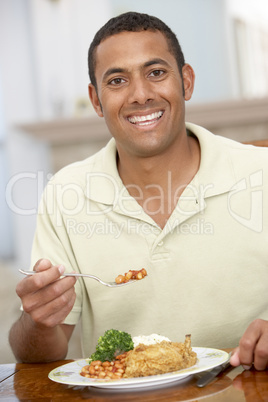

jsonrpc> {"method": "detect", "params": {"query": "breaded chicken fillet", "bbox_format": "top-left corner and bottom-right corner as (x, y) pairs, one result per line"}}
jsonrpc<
(124, 334), (197, 378)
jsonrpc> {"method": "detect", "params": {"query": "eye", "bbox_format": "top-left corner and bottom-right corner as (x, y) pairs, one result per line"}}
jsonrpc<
(109, 77), (126, 86)
(149, 69), (165, 78)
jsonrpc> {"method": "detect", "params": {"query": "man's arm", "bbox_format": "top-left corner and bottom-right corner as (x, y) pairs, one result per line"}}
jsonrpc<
(9, 259), (77, 363)
(9, 316), (75, 363)
(230, 319), (268, 371)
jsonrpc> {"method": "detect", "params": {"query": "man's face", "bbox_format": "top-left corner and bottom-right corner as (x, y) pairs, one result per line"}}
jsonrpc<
(89, 30), (194, 159)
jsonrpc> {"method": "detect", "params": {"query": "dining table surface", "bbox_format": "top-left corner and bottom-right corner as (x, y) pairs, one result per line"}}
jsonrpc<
(0, 349), (267, 401)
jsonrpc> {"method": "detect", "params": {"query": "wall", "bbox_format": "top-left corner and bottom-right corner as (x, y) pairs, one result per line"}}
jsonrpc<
(28, 0), (112, 120)
(0, 0), (113, 265)
(0, 0), (42, 261)
(0, 87), (13, 258)
(110, 0), (235, 103)
(226, 0), (268, 98)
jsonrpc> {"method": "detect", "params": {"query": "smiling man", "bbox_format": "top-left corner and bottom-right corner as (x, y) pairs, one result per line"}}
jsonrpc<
(89, 31), (195, 159)
(88, 26), (200, 228)
(9, 12), (268, 371)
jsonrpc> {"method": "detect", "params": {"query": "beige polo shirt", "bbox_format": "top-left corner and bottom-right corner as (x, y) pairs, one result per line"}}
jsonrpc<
(31, 123), (268, 357)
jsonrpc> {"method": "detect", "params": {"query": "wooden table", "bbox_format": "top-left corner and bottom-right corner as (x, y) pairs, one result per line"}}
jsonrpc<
(0, 355), (267, 401)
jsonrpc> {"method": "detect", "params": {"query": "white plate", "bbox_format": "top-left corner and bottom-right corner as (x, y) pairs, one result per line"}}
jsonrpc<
(49, 347), (229, 390)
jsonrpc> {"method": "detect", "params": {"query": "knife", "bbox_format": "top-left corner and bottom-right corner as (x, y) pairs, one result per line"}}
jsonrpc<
(196, 352), (232, 387)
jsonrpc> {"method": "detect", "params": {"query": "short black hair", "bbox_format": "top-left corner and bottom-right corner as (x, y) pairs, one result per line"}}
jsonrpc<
(88, 11), (185, 90)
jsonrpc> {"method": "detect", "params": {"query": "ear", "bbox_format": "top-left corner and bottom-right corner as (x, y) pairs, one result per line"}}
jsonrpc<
(88, 84), (103, 117)
(182, 64), (195, 101)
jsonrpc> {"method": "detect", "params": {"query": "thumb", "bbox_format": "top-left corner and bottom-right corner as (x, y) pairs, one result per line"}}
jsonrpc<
(33, 258), (52, 272)
(230, 348), (241, 367)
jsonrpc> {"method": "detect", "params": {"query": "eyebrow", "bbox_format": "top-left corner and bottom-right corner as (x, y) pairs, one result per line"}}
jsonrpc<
(143, 58), (170, 68)
(103, 67), (126, 82)
(102, 58), (170, 82)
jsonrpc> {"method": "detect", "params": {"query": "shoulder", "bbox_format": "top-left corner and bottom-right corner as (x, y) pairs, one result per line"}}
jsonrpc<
(51, 139), (116, 187)
(186, 122), (268, 171)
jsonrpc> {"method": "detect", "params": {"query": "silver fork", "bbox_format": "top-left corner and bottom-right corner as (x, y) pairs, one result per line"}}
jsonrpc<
(18, 269), (140, 288)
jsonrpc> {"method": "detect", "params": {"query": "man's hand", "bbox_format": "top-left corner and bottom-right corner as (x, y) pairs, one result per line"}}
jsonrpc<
(9, 258), (77, 362)
(17, 258), (77, 328)
(230, 319), (268, 371)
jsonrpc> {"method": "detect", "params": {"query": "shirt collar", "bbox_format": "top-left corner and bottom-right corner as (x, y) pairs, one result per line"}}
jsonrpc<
(186, 122), (237, 198)
(84, 123), (237, 207)
(84, 139), (123, 205)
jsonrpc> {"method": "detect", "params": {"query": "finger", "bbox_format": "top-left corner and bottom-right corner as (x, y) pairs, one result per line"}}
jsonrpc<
(21, 273), (76, 313)
(46, 289), (77, 327)
(253, 330), (268, 370)
(238, 321), (260, 367)
(29, 287), (76, 327)
(35, 274), (77, 307)
(230, 348), (241, 367)
(230, 348), (252, 370)
(17, 265), (66, 298)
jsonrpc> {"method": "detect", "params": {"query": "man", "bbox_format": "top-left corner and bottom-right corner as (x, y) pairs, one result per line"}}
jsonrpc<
(9, 12), (268, 370)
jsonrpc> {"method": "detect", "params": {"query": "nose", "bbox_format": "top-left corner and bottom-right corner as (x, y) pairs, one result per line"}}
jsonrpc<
(127, 76), (154, 105)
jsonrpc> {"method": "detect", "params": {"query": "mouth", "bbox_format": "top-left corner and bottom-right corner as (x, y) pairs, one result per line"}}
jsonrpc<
(127, 111), (164, 126)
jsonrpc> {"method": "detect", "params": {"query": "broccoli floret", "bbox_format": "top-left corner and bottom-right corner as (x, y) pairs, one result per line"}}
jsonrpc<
(89, 329), (134, 362)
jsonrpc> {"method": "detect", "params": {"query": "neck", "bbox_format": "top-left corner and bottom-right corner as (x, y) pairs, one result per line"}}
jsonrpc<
(117, 134), (200, 228)
(117, 133), (200, 186)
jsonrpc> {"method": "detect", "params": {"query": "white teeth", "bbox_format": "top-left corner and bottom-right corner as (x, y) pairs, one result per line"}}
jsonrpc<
(128, 111), (163, 125)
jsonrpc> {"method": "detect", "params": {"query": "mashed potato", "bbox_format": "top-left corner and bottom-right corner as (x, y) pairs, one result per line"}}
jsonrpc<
(133, 333), (171, 348)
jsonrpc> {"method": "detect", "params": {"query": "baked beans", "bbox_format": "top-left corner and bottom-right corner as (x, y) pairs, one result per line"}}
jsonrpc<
(80, 352), (130, 380)
(115, 268), (147, 284)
